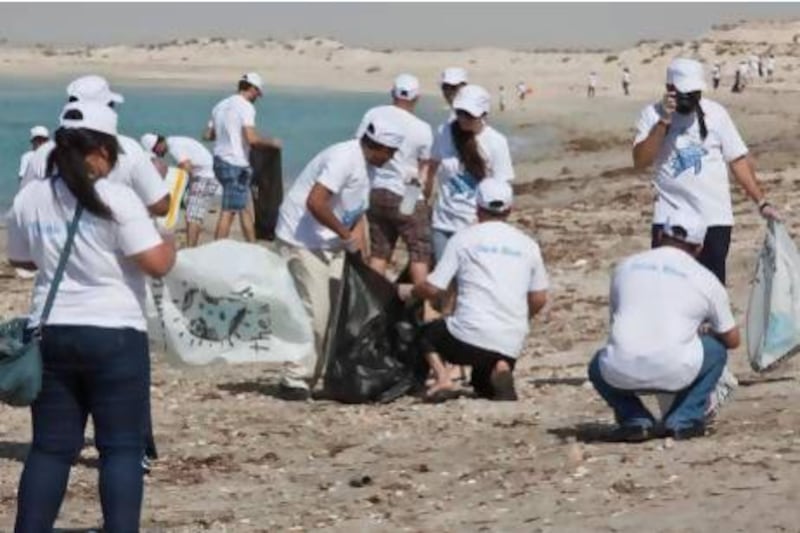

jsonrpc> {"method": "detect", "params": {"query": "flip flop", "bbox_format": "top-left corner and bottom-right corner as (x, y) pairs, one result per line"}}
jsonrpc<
(423, 388), (462, 404)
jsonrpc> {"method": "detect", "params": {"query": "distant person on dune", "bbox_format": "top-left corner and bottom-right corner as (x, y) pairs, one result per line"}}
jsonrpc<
(587, 72), (597, 98)
(141, 133), (218, 247)
(712, 63), (721, 90)
(621, 68), (631, 96)
(515, 81), (528, 107)
(204, 72), (281, 242)
(766, 54), (776, 81)
(633, 58), (779, 285)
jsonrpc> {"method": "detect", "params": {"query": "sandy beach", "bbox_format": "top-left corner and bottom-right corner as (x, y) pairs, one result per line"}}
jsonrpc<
(2, 19), (800, 531)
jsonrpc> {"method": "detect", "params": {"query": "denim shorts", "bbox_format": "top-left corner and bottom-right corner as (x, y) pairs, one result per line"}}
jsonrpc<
(431, 228), (455, 263)
(214, 156), (252, 211)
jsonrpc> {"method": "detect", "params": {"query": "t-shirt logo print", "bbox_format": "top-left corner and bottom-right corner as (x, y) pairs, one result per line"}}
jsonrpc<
(671, 141), (707, 178)
(447, 171), (479, 198)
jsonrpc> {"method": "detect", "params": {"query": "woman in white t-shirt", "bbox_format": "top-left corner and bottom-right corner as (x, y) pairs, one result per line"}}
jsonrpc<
(632, 58), (779, 284)
(427, 84), (514, 262)
(7, 102), (175, 531)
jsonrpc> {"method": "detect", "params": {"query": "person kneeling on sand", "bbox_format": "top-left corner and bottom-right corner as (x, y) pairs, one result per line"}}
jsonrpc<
(588, 208), (740, 442)
(398, 179), (549, 402)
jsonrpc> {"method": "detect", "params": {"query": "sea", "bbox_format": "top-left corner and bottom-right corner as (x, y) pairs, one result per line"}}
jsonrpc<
(0, 78), (553, 214)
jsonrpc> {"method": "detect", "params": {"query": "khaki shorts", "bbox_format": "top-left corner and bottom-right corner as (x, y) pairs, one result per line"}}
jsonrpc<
(367, 189), (431, 264)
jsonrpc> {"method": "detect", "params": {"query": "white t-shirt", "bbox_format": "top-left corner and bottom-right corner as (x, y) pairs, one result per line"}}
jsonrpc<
(20, 135), (169, 208)
(598, 246), (736, 391)
(428, 221), (549, 358)
(431, 123), (514, 233)
(7, 178), (163, 331)
(355, 105), (433, 197)
(210, 94), (256, 167)
(18, 150), (33, 181)
(166, 136), (214, 179)
(634, 98), (748, 226)
(276, 140), (371, 250)
(622, 72), (631, 84)
(589, 74), (598, 87)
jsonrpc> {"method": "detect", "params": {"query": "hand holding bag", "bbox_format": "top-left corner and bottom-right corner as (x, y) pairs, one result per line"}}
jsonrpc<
(0, 205), (83, 406)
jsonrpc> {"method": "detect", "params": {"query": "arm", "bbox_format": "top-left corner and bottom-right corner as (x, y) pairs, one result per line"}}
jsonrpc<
(306, 183), (352, 241)
(715, 327), (741, 350)
(147, 196), (171, 218)
(424, 160), (439, 200)
(632, 120), (670, 170)
(527, 290), (547, 318)
(243, 126), (282, 150)
(131, 239), (176, 278)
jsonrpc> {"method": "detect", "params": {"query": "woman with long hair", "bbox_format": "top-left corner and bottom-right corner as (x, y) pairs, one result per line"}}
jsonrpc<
(427, 84), (515, 262)
(7, 101), (176, 531)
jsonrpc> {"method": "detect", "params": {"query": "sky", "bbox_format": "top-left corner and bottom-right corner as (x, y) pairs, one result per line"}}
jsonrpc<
(0, 2), (798, 50)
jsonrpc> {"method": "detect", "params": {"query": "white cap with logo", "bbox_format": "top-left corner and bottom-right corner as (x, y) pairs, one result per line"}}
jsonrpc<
(363, 116), (405, 149)
(140, 133), (159, 154)
(477, 178), (513, 213)
(666, 58), (707, 93)
(241, 72), (264, 93)
(29, 126), (49, 140)
(441, 67), (468, 85)
(59, 101), (118, 136)
(663, 208), (707, 245)
(392, 73), (420, 100)
(453, 84), (491, 117)
(66, 75), (125, 104)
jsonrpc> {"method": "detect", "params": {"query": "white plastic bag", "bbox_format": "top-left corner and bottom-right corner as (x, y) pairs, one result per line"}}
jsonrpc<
(747, 221), (800, 371)
(147, 240), (313, 366)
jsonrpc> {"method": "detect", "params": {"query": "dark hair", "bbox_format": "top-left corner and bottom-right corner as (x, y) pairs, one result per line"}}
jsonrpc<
(46, 122), (119, 220)
(238, 80), (254, 93)
(450, 120), (487, 180)
(695, 98), (708, 141)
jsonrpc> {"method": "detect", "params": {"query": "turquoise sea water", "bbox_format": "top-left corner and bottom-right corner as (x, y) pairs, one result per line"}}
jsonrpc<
(0, 78), (551, 213)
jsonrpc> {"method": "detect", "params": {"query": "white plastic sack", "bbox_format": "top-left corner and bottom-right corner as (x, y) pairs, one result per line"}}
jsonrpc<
(747, 221), (800, 371)
(147, 240), (313, 366)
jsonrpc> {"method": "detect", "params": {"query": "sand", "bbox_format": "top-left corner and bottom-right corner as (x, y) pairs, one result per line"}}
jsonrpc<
(2, 18), (800, 532)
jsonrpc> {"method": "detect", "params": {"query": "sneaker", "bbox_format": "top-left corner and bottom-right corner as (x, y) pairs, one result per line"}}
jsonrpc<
(277, 383), (311, 402)
(607, 424), (654, 443)
(666, 422), (706, 441)
(490, 371), (518, 401)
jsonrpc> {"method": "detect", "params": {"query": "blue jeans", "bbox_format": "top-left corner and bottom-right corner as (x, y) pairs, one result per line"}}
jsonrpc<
(15, 326), (150, 533)
(588, 335), (728, 430)
(431, 228), (454, 263)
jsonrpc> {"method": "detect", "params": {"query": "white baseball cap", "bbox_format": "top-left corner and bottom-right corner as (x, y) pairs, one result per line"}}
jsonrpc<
(666, 58), (707, 93)
(241, 72), (264, 93)
(363, 116), (404, 149)
(140, 133), (159, 154)
(29, 125), (49, 139)
(453, 84), (491, 117)
(66, 75), (124, 104)
(477, 178), (513, 213)
(663, 208), (707, 245)
(441, 67), (468, 85)
(59, 101), (118, 136)
(392, 73), (420, 100)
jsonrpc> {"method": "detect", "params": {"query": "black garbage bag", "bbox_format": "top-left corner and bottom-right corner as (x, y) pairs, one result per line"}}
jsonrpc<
(249, 145), (283, 241)
(323, 255), (425, 404)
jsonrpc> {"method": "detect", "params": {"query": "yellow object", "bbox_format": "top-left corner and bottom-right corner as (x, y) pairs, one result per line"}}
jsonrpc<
(159, 167), (188, 230)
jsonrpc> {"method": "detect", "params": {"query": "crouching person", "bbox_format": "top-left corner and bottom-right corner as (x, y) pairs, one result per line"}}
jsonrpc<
(399, 179), (548, 401)
(274, 118), (403, 401)
(588, 208), (740, 442)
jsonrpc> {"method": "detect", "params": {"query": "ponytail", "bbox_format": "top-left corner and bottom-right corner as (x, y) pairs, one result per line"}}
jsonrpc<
(46, 126), (119, 220)
(696, 100), (708, 141)
(450, 120), (487, 181)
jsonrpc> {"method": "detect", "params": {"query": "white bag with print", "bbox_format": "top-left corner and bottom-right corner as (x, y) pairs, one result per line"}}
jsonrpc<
(146, 240), (313, 366)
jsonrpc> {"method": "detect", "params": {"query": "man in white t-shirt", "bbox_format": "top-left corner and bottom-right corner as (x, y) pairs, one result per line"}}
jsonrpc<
(399, 179), (548, 402)
(632, 58), (779, 284)
(711, 63), (722, 90)
(766, 55), (776, 80)
(141, 133), (217, 247)
(354, 74), (434, 286)
(203, 72), (282, 242)
(440, 67), (468, 110)
(274, 118), (404, 400)
(588, 209), (740, 442)
(621, 68), (631, 96)
(19, 75), (170, 218)
(18, 126), (49, 183)
(588, 72), (598, 98)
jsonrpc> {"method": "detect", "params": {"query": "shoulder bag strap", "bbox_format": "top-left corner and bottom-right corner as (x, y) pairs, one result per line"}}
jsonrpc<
(38, 204), (84, 329)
